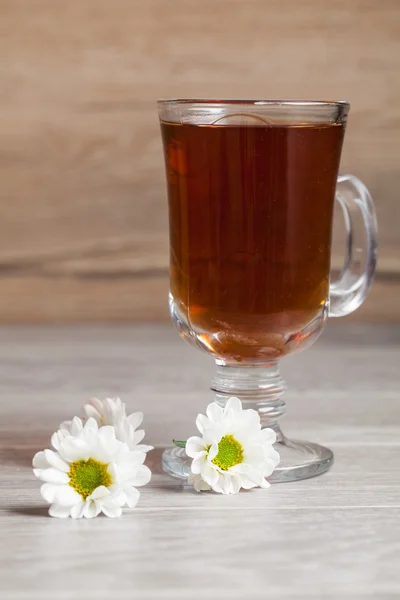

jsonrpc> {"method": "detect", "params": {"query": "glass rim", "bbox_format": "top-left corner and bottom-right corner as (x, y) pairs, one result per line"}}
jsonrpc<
(157, 98), (350, 108)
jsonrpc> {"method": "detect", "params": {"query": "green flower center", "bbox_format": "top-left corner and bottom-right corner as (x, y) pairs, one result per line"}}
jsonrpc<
(68, 458), (112, 500)
(211, 434), (244, 471)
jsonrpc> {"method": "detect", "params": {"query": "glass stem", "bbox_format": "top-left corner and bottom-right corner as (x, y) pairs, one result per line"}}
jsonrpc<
(211, 362), (286, 439)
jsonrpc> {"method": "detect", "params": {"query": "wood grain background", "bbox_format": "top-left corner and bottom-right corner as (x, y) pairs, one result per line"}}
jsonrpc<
(1, 0), (399, 322)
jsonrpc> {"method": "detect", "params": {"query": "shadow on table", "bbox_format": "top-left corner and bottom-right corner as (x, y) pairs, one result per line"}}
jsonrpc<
(7, 506), (49, 518)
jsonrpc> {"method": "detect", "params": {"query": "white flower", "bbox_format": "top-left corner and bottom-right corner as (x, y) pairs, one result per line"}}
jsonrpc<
(186, 397), (280, 494)
(60, 397), (153, 453)
(33, 417), (151, 518)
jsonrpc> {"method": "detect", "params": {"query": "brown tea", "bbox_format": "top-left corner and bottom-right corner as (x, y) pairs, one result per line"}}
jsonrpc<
(161, 120), (344, 361)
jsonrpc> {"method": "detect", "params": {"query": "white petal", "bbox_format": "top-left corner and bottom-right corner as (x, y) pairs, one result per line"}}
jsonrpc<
(89, 438), (115, 464)
(51, 431), (67, 451)
(185, 436), (206, 458)
(107, 398), (127, 425)
(106, 486), (127, 507)
(32, 451), (50, 469)
(241, 408), (261, 426)
(190, 454), (207, 475)
(230, 475), (242, 494)
(83, 404), (101, 421)
(201, 463), (219, 486)
(44, 449), (69, 473)
(70, 502), (86, 519)
(195, 413), (208, 435)
(208, 443), (219, 461)
(233, 426), (256, 446)
(82, 417), (98, 432)
(135, 444), (153, 453)
(58, 438), (91, 462)
(82, 429), (102, 452)
(224, 396), (242, 414)
(262, 457), (279, 477)
(40, 483), (59, 503)
(87, 485), (110, 501)
(121, 448), (147, 466)
(107, 396), (125, 417)
(69, 416), (84, 436)
(239, 461), (260, 476)
(128, 465), (151, 487)
(188, 474), (211, 492)
(103, 398), (117, 423)
(113, 452), (146, 482)
(206, 402), (223, 423)
(59, 420), (73, 433)
(49, 504), (71, 519)
(107, 462), (119, 485)
(101, 504), (122, 518)
(83, 500), (101, 519)
(210, 474), (225, 494)
(196, 480), (211, 492)
(221, 476), (233, 494)
(86, 397), (104, 416)
(260, 427), (277, 445)
(239, 475), (259, 490)
(267, 448), (280, 468)
(244, 445), (265, 465)
(132, 429), (145, 445)
(228, 462), (242, 475)
(55, 484), (82, 506)
(124, 486), (140, 508)
(35, 468), (69, 484)
(98, 425), (118, 450)
(113, 421), (131, 445)
(50, 432), (61, 451)
(259, 477), (271, 489)
(127, 411), (143, 430)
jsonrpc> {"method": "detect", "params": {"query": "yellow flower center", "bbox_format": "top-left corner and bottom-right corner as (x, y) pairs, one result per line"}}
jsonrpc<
(211, 434), (244, 471)
(68, 458), (112, 500)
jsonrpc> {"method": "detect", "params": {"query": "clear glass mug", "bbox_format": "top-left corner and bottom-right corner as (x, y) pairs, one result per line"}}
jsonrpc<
(158, 99), (378, 482)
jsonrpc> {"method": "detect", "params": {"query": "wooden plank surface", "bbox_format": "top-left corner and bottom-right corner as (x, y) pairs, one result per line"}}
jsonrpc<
(0, 323), (400, 598)
(0, 0), (399, 321)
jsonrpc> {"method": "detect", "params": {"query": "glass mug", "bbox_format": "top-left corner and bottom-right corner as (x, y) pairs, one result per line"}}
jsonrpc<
(158, 99), (377, 482)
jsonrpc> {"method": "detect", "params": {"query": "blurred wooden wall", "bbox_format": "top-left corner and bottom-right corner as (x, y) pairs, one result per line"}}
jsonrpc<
(1, 0), (399, 322)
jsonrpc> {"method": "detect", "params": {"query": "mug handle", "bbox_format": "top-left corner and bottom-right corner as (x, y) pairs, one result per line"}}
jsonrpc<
(329, 174), (378, 317)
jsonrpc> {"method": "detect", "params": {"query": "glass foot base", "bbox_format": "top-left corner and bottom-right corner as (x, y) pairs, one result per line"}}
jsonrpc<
(162, 435), (333, 484)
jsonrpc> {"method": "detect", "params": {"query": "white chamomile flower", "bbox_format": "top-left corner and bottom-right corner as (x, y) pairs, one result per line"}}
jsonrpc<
(61, 397), (153, 453)
(33, 418), (151, 518)
(186, 397), (280, 494)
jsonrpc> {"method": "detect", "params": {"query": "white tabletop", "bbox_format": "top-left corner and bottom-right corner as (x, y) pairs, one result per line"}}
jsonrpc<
(1, 324), (399, 599)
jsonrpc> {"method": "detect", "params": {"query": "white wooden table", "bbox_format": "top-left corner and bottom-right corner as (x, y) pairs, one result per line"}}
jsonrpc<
(1, 324), (399, 599)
